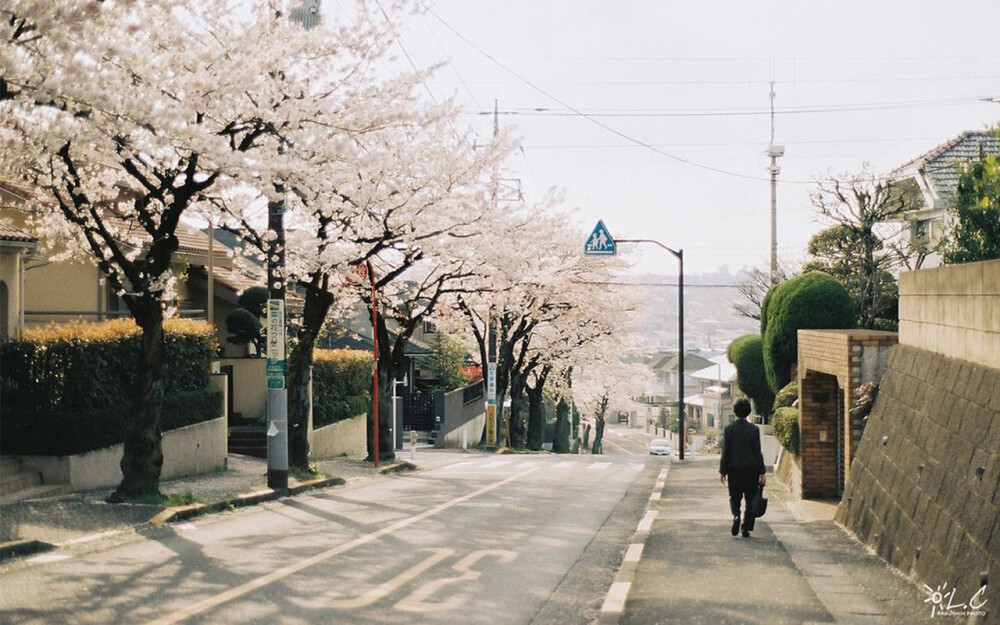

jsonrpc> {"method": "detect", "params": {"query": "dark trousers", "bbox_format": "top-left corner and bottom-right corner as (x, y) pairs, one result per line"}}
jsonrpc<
(727, 468), (758, 524)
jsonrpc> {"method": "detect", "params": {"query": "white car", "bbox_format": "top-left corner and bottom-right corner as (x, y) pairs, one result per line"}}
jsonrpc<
(649, 439), (672, 456)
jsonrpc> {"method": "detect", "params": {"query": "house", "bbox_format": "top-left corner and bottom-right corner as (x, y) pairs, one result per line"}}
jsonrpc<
(893, 130), (1000, 268)
(0, 184), (271, 356)
(685, 355), (737, 432)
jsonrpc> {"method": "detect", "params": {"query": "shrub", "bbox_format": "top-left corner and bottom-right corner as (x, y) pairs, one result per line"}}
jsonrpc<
(312, 349), (372, 428)
(727, 334), (774, 422)
(761, 271), (854, 392)
(771, 406), (800, 456)
(773, 381), (798, 410)
(0, 319), (218, 456)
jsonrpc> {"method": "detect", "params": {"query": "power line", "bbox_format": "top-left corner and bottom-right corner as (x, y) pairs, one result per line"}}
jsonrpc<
(465, 96), (990, 118)
(423, 6), (816, 186)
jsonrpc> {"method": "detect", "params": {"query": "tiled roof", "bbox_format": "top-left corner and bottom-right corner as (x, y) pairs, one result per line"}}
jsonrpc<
(0, 223), (37, 244)
(895, 131), (1000, 198)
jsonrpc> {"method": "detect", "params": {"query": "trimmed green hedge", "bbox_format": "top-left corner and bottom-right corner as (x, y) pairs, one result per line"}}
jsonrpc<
(0, 319), (218, 456)
(761, 271), (855, 392)
(1, 388), (223, 456)
(727, 334), (775, 421)
(771, 406), (800, 456)
(312, 349), (372, 428)
(774, 381), (798, 410)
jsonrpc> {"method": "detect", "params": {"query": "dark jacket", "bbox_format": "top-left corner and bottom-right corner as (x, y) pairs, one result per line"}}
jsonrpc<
(719, 417), (765, 475)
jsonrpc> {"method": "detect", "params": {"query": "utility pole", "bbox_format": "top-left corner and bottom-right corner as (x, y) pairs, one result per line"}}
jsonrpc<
(766, 82), (784, 285)
(265, 187), (289, 492)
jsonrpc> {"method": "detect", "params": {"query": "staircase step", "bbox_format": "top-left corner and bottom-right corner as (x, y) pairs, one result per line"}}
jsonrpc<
(0, 471), (43, 496)
(0, 483), (71, 503)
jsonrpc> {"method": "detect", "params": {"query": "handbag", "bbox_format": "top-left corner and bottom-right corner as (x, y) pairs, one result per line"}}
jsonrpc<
(749, 484), (768, 519)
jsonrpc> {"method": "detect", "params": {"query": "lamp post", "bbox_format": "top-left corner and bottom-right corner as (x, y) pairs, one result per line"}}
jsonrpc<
(616, 239), (685, 461)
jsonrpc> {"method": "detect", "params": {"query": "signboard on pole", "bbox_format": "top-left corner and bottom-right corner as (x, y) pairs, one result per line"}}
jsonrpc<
(584, 220), (616, 255)
(266, 299), (285, 390)
(486, 404), (497, 448)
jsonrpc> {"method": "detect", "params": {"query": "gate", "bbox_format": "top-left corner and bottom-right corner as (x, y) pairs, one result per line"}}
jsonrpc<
(402, 392), (436, 431)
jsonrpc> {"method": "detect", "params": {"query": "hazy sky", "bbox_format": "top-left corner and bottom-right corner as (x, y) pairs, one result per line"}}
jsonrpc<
(369, 1), (1000, 274)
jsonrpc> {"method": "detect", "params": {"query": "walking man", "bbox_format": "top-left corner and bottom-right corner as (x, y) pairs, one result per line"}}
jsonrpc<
(719, 398), (766, 537)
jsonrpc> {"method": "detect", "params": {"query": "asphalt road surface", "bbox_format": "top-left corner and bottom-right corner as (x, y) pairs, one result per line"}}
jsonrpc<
(0, 427), (659, 625)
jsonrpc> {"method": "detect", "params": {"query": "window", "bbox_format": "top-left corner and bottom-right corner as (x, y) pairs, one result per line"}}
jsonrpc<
(422, 320), (437, 334)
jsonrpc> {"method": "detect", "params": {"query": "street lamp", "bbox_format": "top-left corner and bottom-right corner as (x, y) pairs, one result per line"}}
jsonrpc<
(614, 238), (686, 461)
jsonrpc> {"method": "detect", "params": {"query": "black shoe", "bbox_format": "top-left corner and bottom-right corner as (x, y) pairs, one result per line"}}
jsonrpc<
(741, 529), (750, 538)
(731, 516), (740, 536)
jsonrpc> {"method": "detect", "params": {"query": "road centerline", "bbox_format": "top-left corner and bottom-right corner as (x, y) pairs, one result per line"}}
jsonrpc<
(144, 465), (541, 625)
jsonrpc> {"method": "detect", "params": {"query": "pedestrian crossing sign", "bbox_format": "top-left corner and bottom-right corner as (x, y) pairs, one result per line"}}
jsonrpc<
(584, 220), (616, 255)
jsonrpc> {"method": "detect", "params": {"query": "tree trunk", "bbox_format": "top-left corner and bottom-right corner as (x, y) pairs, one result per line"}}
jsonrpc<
(583, 423), (591, 448)
(526, 384), (545, 451)
(591, 415), (605, 455)
(286, 284), (334, 469)
(109, 300), (165, 502)
(509, 392), (527, 449)
(552, 397), (570, 454)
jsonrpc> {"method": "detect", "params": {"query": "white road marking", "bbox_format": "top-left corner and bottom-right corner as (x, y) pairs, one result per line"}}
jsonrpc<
(518, 461), (542, 469)
(60, 530), (119, 546)
(552, 461), (575, 469)
(655, 481), (665, 490)
(637, 511), (657, 533)
(649, 492), (661, 501)
(439, 461), (471, 471)
(395, 549), (518, 613)
(327, 549), (453, 609)
(145, 466), (541, 625)
(31, 554), (71, 564)
(587, 462), (612, 471)
(623, 544), (644, 563)
(480, 460), (510, 468)
(630, 463), (645, 471)
(600, 581), (631, 613)
(601, 437), (635, 455)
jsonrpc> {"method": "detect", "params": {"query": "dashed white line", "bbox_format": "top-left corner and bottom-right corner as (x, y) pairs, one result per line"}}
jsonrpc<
(587, 462), (612, 471)
(600, 581), (632, 613)
(552, 461), (576, 469)
(649, 492), (661, 501)
(623, 544), (644, 563)
(637, 511), (657, 533)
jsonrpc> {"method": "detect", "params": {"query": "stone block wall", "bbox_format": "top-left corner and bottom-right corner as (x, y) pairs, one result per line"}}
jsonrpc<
(836, 343), (1000, 616)
(899, 258), (1000, 370)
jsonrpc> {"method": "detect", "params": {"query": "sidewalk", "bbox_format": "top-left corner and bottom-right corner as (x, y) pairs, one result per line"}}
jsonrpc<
(0, 448), (462, 557)
(617, 459), (937, 625)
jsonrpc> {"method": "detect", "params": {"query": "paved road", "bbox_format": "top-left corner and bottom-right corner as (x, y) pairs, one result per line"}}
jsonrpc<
(0, 442), (660, 624)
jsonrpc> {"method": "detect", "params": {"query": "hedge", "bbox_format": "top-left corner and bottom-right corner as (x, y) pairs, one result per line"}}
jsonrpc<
(726, 334), (774, 421)
(761, 271), (855, 392)
(771, 406), (800, 456)
(312, 348), (372, 428)
(0, 319), (218, 455)
(773, 381), (798, 411)
(0, 388), (223, 456)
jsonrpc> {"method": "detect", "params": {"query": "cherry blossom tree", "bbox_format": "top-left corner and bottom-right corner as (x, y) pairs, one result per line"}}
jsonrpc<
(0, 0), (419, 497)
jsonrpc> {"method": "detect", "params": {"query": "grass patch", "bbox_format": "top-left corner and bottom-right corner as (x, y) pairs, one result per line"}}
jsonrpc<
(290, 465), (331, 481)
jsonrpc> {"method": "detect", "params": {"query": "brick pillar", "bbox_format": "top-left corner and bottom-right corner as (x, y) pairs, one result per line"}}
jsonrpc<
(800, 371), (840, 498)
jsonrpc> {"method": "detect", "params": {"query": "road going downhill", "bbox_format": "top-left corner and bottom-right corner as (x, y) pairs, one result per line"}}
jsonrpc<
(0, 444), (660, 625)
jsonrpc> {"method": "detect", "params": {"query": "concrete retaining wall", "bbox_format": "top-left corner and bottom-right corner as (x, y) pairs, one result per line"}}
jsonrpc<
(836, 343), (1000, 613)
(310, 413), (367, 459)
(435, 384), (485, 450)
(898, 258), (1000, 369)
(18, 417), (228, 491)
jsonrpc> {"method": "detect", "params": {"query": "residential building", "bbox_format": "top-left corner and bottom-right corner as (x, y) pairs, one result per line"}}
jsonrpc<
(893, 130), (1000, 268)
(685, 355), (736, 432)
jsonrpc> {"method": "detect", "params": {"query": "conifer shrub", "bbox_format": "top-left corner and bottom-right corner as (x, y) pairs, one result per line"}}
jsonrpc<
(761, 271), (855, 392)
(771, 407), (800, 456)
(727, 334), (774, 422)
(312, 348), (372, 428)
(0, 319), (220, 455)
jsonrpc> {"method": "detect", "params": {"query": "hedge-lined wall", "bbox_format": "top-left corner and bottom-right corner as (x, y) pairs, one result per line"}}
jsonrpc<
(0, 319), (220, 456)
(312, 348), (372, 428)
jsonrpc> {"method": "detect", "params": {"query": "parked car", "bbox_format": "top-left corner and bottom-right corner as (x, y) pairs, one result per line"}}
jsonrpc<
(649, 439), (672, 456)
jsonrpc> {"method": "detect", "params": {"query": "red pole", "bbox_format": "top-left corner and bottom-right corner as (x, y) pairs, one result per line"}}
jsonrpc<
(369, 261), (379, 468)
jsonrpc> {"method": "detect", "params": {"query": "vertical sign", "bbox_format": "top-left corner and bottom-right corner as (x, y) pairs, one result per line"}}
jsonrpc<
(266, 299), (285, 389)
(486, 361), (497, 448)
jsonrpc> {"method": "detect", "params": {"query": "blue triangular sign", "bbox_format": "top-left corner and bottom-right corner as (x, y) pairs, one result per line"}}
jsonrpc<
(584, 220), (616, 255)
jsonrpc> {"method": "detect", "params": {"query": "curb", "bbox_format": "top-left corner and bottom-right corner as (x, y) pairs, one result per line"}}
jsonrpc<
(0, 539), (55, 562)
(150, 476), (346, 525)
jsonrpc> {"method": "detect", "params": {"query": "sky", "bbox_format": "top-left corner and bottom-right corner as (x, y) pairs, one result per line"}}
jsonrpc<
(350, 0), (1000, 276)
